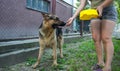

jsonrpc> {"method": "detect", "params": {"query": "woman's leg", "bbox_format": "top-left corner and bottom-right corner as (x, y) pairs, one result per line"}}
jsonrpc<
(90, 19), (105, 66)
(101, 20), (115, 71)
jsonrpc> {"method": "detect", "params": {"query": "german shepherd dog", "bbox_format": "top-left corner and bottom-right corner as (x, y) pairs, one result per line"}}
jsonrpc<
(32, 13), (66, 68)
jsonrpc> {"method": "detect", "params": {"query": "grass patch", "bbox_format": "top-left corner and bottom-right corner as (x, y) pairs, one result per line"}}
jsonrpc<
(112, 39), (120, 71)
(65, 38), (120, 71)
(26, 38), (120, 71)
(65, 39), (96, 71)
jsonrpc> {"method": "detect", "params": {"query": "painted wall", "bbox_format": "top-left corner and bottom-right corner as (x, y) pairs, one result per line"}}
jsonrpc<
(0, 0), (73, 40)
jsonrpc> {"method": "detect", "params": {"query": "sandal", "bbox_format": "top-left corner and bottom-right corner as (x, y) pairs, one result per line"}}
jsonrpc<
(95, 69), (103, 71)
(92, 64), (103, 71)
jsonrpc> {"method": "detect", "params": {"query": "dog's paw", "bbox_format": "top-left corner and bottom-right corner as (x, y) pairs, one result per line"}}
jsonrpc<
(31, 63), (39, 69)
(31, 65), (37, 69)
(60, 55), (64, 58)
(52, 63), (58, 66)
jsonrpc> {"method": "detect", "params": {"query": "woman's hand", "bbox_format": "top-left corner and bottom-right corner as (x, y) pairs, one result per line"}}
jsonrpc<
(96, 6), (103, 17)
(96, 0), (113, 17)
(66, 17), (74, 26)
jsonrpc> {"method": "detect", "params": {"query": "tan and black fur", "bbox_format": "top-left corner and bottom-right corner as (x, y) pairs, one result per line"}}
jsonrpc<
(32, 13), (66, 68)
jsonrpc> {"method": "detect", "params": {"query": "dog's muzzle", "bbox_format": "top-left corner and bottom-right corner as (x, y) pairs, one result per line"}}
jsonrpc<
(52, 22), (66, 29)
(59, 22), (66, 26)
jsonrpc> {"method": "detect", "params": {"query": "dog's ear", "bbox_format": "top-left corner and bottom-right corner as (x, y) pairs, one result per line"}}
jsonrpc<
(41, 12), (49, 19)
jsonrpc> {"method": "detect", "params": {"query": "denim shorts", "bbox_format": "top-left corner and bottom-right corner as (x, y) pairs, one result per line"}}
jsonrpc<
(92, 5), (117, 22)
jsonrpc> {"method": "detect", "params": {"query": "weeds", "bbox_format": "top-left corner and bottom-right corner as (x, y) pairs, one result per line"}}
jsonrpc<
(1, 37), (118, 71)
(25, 38), (120, 71)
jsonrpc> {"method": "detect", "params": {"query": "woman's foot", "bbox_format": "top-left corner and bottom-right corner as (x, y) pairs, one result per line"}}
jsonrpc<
(102, 66), (111, 71)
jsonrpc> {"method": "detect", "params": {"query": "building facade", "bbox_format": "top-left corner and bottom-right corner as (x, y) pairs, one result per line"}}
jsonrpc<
(0, 0), (73, 41)
(0, 0), (74, 67)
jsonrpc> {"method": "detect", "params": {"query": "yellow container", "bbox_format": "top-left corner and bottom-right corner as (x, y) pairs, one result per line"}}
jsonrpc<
(80, 9), (99, 20)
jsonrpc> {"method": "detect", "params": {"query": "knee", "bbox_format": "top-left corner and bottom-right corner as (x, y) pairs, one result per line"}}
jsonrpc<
(92, 35), (101, 43)
(101, 35), (111, 43)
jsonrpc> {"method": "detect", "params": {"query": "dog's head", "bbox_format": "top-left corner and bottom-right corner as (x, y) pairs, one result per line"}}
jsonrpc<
(41, 13), (66, 29)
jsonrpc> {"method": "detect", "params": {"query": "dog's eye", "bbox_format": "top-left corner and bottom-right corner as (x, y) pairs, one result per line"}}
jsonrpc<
(55, 17), (59, 20)
(49, 17), (53, 19)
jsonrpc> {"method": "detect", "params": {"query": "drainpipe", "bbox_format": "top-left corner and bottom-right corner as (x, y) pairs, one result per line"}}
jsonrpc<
(80, 20), (84, 37)
(52, 0), (56, 14)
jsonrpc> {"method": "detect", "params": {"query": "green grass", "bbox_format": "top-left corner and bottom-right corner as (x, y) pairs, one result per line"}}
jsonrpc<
(26, 38), (120, 71)
(112, 39), (120, 71)
(64, 39), (97, 71)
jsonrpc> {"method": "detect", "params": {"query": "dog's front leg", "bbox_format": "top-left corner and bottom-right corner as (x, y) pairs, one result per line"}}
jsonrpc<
(52, 43), (58, 66)
(32, 44), (45, 69)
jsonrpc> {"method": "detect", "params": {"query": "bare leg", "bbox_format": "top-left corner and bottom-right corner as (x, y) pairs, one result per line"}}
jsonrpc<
(101, 20), (115, 71)
(91, 19), (105, 66)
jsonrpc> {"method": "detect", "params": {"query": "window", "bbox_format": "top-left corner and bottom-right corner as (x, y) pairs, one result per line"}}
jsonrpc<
(62, 0), (73, 5)
(26, 0), (50, 13)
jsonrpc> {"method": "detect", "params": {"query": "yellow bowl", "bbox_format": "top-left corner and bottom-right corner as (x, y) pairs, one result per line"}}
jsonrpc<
(80, 9), (99, 20)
